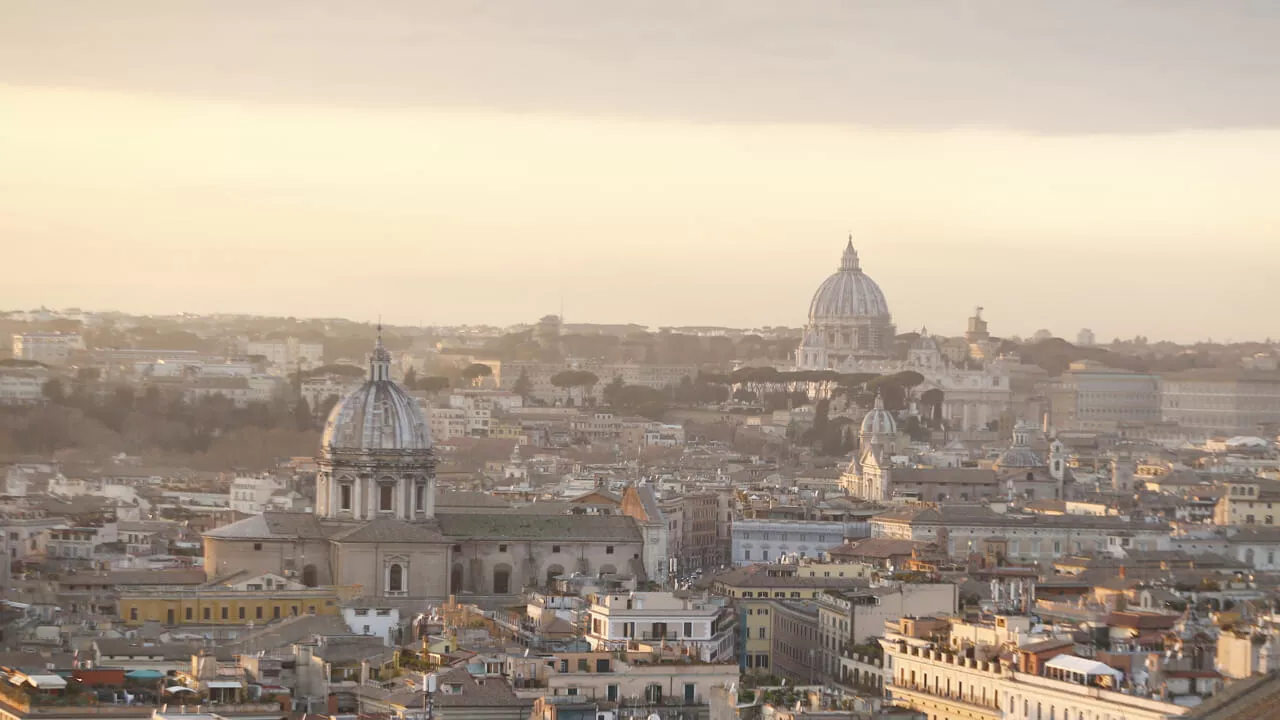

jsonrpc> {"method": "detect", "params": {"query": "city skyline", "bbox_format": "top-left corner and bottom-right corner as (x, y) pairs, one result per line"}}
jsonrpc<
(4, 2), (1280, 342)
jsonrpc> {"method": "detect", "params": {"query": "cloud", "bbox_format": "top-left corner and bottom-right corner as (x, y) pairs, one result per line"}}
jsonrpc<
(2, 0), (1279, 133)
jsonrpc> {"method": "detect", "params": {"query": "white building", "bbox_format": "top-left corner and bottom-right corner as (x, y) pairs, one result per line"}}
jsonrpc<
(0, 369), (46, 406)
(427, 405), (470, 441)
(229, 475), (288, 515)
(732, 519), (854, 565)
(12, 332), (84, 365)
(342, 603), (402, 646)
(585, 591), (736, 663)
(246, 338), (324, 370)
(300, 373), (363, 412)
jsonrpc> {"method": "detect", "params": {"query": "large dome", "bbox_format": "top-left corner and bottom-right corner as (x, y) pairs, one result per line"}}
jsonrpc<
(321, 336), (431, 454)
(808, 240), (890, 323)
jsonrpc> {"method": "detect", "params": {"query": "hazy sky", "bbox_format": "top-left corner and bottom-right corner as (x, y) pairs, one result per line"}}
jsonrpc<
(3, 1), (1279, 342)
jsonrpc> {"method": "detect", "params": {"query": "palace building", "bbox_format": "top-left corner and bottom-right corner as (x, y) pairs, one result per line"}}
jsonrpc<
(203, 332), (644, 609)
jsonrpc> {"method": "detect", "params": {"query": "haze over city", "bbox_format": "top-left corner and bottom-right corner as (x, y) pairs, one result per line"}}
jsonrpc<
(3, 2), (1280, 341)
(8, 5), (1280, 719)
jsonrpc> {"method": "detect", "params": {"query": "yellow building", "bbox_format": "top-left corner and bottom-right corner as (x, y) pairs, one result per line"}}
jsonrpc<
(118, 572), (352, 627)
(709, 562), (874, 673)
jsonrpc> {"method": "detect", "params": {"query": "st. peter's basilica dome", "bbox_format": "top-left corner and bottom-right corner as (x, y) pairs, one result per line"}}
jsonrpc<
(807, 239), (891, 323)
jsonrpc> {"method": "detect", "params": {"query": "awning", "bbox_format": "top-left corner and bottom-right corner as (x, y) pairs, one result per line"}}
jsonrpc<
(207, 681), (244, 689)
(126, 670), (166, 679)
(166, 686), (196, 693)
(27, 675), (69, 689)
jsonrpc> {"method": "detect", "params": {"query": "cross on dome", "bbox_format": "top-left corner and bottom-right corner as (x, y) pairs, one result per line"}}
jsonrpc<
(369, 322), (392, 381)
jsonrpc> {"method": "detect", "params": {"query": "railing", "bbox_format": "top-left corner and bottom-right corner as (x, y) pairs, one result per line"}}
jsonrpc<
(16, 702), (286, 716)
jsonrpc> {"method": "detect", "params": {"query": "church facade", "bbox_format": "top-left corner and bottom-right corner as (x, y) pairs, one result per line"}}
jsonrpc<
(204, 334), (644, 608)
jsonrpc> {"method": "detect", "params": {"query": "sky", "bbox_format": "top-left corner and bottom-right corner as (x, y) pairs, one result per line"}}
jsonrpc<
(2, 1), (1279, 343)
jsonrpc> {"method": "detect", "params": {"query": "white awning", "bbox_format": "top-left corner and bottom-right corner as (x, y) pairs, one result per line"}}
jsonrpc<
(207, 681), (244, 689)
(166, 686), (197, 693)
(26, 675), (68, 689)
(1044, 655), (1123, 678)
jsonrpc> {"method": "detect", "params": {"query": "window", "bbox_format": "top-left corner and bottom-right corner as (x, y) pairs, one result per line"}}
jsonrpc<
(415, 482), (425, 511)
(577, 659), (589, 672)
(744, 550), (751, 561)
(380, 483), (394, 511)
(239, 607), (246, 619)
(129, 608), (138, 621)
(388, 563), (404, 593)
(273, 606), (281, 619)
(221, 607), (229, 620)
(499, 544), (508, 553)
(552, 545), (561, 553)
(684, 622), (693, 636)
(256, 606), (264, 619)
(186, 608), (193, 620)
(203, 607), (211, 620)
(452, 544), (462, 552)
(340, 483), (352, 511)
(253, 542), (263, 551)
(606, 546), (614, 554)
(758, 627), (766, 639)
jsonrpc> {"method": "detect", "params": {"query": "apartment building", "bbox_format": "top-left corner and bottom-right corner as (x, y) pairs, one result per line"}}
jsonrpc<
(881, 615), (1197, 720)
(709, 563), (873, 673)
(817, 583), (958, 683)
(584, 591), (736, 663)
(1213, 477), (1280, 526)
(12, 332), (84, 365)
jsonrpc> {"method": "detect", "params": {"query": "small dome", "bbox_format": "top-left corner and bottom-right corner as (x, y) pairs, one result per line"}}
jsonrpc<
(808, 239), (890, 322)
(860, 393), (896, 437)
(321, 333), (431, 454)
(993, 447), (1045, 470)
(913, 329), (938, 352)
(994, 423), (1045, 470)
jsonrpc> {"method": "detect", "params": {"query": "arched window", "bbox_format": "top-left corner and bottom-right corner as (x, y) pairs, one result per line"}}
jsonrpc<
(340, 483), (353, 511)
(388, 563), (405, 593)
(493, 565), (512, 594)
(414, 481), (425, 512)
(379, 483), (394, 511)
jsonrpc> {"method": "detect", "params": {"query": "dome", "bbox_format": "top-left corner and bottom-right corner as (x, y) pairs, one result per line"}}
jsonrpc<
(321, 333), (431, 454)
(808, 239), (890, 322)
(994, 423), (1044, 470)
(859, 392), (896, 437)
(913, 329), (938, 352)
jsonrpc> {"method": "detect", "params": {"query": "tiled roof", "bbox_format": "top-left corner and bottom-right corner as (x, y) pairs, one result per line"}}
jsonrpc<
(436, 491), (512, 509)
(435, 512), (643, 541)
(329, 517), (448, 543)
(203, 511), (327, 540)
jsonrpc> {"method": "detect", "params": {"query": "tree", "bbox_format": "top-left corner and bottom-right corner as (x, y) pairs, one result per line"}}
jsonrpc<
(461, 363), (494, 386)
(419, 376), (450, 393)
(42, 379), (65, 404)
(294, 397), (313, 431)
(513, 369), (533, 401)
(602, 376), (626, 406)
(317, 393), (342, 421)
